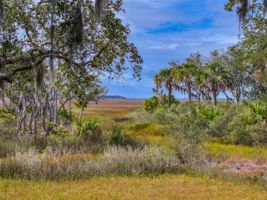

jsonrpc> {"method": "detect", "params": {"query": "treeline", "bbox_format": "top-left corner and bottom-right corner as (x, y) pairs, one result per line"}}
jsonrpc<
(149, 13), (266, 109)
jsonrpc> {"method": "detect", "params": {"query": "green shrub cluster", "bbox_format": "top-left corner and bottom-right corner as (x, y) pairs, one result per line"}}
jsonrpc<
(144, 101), (267, 147)
(144, 94), (178, 112)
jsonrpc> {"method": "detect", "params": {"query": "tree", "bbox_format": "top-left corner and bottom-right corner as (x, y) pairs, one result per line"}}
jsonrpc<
(224, 45), (254, 103)
(225, 0), (267, 24)
(154, 68), (175, 108)
(171, 62), (196, 102)
(204, 61), (228, 106)
(0, 0), (143, 136)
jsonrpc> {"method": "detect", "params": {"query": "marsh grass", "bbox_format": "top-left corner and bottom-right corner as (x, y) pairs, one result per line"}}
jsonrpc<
(0, 174), (266, 200)
(207, 143), (267, 159)
(0, 146), (179, 180)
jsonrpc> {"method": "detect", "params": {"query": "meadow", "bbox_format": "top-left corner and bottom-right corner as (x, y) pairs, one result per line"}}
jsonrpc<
(1, 99), (267, 199)
(1, 175), (266, 200)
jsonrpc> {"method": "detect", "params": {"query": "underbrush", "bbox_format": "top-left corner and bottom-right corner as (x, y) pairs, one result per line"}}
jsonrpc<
(0, 117), (145, 159)
(132, 101), (267, 148)
(0, 147), (179, 180)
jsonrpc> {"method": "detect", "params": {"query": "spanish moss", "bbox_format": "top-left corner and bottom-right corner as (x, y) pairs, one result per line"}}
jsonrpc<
(0, 0), (3, 19)
(95, 0), (103, 22)
(237, 0), (248, 24)
(264, 0), (267, 15)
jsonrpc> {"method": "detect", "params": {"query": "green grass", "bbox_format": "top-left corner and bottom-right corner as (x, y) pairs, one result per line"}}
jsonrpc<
(0, 174), (266, 200)
(207, 143), (267, 159)
(126, 122), (176, 150)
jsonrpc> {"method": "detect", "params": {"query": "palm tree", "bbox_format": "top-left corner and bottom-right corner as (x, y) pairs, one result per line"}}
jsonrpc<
(204, 62), (228, 106)
(171, 62), (196, 102)
(193, 67), (211, 102)
(154, 68), (175, 108)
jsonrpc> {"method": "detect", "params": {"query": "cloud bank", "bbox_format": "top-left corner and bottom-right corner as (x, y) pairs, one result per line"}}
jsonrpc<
(104, 0), (239, 98)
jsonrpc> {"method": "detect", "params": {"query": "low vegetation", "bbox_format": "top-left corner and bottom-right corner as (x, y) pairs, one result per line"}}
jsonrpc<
(1, 175), (267, 200)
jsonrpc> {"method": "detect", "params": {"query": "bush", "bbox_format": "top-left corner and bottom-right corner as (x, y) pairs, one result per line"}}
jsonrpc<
(195, 105), (220, 121)
(76, 119), (103, 142)
(230, 129), (254, 146)
(109, 127), (125, 145)
(0, 141), (16, 158)
(144, 95), (178, 112)
(144, 96), (159, 112)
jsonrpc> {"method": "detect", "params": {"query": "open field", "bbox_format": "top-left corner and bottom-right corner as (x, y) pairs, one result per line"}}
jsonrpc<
(1, 174), (266, 200)
(1, 99), (267, 199)
(71, 99), (144, 118)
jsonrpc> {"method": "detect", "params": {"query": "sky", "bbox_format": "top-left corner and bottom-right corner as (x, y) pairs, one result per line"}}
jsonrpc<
(103, 0), (239, 99)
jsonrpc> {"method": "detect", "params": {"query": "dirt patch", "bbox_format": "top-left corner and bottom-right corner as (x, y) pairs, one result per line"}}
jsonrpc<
(218, 158), (267, 177)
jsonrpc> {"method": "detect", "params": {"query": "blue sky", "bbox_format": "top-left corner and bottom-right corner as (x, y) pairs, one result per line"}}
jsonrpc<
(103, 0), (239, 99)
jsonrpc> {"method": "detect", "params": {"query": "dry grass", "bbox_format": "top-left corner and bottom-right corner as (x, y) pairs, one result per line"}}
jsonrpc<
(70, 99), (144, 119)
(0, 174), (266, 200)
(218, 158), (267, 177)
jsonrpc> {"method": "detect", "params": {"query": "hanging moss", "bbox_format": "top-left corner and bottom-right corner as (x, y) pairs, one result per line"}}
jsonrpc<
(95, 0), (103, 22)
(66, 1), (84, 52)
(237, 0), (248, 23)
(34, 65), (44, 90)
(0, 0), (4, 19)
(264, 0), (267, 15)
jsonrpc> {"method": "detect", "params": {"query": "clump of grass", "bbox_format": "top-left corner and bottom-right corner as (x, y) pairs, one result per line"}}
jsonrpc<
(0, 147), (179, 180)
(207, 143), (267, 160)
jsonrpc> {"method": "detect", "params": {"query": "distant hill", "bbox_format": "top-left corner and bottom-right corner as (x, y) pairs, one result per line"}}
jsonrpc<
(103, 95), (127, 99)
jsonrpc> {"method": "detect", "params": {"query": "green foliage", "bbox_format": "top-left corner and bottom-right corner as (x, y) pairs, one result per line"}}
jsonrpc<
(144, 95), (178, 112)
(0, 108), (14, 122)
(230, 129), (254, 146)
(195, 105), (220, 121)
(144, 96), (159, 112)
(243, 99), (267, 122)
(76, 119), (103, 141)
(142, 101), (267, 147)
(109, 127), (125, 145)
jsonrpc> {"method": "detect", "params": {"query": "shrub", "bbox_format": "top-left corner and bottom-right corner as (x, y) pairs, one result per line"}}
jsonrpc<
(144, 96), (159, 112)
(230, 129), (254, 146)
(0, 141), (16, 158)
(76, 119), (103, 142)
(96, 147), (179, 175)
(195, 105), (220, 121)
(109, 127), (125, 145)
(144, 95), (178, 112)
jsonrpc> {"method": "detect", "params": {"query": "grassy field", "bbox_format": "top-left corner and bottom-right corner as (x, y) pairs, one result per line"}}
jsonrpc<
(1, 99), (267, 199)
(0, 174), (266, 200)
(71, 99), (144, 118)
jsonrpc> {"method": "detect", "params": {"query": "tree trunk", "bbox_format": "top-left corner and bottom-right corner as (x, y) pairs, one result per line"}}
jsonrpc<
(187, 83), (192, 102)
(168, 85), (172, 108)
(78, 106), (85, 121)
(212, 90), (217, 106)
(235, 88), (241, 105)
